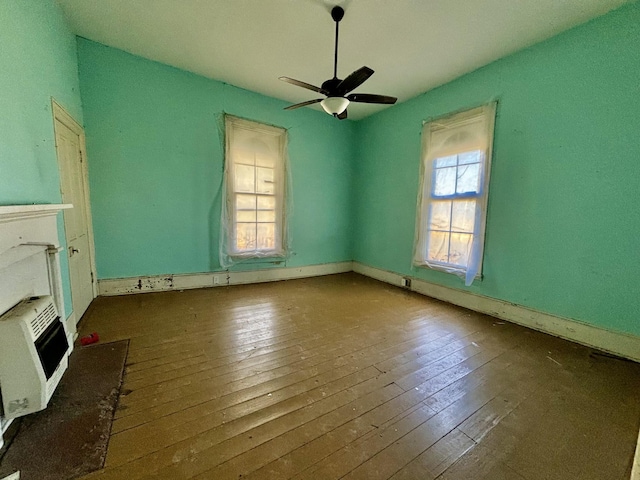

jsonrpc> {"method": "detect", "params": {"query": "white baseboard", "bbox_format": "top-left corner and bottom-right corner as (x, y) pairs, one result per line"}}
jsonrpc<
(1, 472), (20, 480)
(0, 416), (13, 451)
(353, 262), (640, 363)
(65, 312), (76, 352)
(632, 428), (640, 480)
(97, 262), (354, 296)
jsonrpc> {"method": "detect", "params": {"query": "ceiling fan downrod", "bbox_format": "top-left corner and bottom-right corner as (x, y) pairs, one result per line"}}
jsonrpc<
(332, 6), (344, 80)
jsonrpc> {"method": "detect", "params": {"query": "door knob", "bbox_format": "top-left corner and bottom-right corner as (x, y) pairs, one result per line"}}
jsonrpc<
(69, 246), (79, 256)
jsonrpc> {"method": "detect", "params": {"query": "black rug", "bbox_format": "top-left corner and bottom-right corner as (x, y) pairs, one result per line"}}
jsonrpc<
(0, 340), (128, 480)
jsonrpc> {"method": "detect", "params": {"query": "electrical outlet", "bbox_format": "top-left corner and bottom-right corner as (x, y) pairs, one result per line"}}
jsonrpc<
(401, 277), (412, 288)
(213, 275), (221, 285)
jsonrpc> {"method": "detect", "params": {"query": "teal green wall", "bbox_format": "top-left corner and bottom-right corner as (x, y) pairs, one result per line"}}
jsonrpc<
(76, 39), (354, 279)
(353, 2), (640, 336)
(3, 0), (636, 338)
(0, 0), (84, 317)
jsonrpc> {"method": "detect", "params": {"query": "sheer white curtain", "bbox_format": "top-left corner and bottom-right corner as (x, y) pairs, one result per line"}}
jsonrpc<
(413, 103), (497, 286)
(220, 116), (288, 268)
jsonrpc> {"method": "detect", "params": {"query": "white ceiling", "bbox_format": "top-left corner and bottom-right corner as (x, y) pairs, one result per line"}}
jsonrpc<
(57, 0), (631, 120)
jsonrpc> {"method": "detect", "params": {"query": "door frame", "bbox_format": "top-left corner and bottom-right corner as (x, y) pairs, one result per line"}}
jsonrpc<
(51, 99), (98, 318)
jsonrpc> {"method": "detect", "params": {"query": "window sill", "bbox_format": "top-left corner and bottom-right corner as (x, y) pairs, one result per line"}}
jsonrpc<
(227, 252), (286, 264)
(413, 262), (483, 283)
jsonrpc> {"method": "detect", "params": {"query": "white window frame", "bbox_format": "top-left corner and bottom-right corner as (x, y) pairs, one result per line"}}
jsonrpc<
(223, 115), (287, 261)
(413, 103), (497, 285)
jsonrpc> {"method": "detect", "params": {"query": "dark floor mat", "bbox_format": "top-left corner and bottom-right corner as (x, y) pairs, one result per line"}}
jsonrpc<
(0, 340), (128, 480)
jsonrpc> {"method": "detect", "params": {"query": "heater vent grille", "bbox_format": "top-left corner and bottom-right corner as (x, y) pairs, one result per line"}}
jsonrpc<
(29, 301), (57, 341)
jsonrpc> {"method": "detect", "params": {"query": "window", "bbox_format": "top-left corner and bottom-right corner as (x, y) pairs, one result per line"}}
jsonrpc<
(413, 103), (496, 285)
(223, 116), (287, 262)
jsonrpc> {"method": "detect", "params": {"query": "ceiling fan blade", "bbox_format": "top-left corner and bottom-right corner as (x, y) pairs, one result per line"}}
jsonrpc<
(337, 109), (348, 120)
(279, 77), (328, 95)
(284, 98), (323, 110)
(347, 93), (397, 105)
(336, 66), (374, 95)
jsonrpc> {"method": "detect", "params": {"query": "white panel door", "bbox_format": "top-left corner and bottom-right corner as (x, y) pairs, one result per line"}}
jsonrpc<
(53, 104), (95, 324)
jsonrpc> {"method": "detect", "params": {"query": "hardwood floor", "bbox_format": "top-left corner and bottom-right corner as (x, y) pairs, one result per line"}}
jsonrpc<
(77, 273), (640, 480)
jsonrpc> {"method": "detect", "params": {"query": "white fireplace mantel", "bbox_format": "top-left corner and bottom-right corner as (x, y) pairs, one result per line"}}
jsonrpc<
(0, 205), (73, 256)
(0, 204), (72, 254)
(0, 203), (72, 317)
(0, 204), (73, 223)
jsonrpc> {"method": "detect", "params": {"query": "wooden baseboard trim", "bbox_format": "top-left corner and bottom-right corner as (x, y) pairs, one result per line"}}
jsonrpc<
(65, 312), (76, 352)
(632, 428), (640, 480)
(0, 417), (13, 452)
(97, 262), (354, 296)
(352, 262), (640, 363)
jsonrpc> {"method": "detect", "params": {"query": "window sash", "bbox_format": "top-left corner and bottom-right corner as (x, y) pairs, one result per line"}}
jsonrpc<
(413, 103), (496, 284)
(425, 197), (478, 267)
(224, 116), (287, 259)
(430, 151), (485, 199)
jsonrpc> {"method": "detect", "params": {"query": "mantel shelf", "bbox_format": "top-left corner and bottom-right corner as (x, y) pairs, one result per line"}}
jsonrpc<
(0, 204), (72, 224)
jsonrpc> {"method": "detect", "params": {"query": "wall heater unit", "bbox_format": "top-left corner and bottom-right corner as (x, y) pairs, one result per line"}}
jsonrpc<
(0, 296), (70, 419)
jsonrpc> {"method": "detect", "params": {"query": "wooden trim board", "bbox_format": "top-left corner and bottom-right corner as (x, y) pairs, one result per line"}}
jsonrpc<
(97, 262), (354, 296)
(632, 427), (640, 480)
(51, 99), (98, 301)
(352, 262), (640, 364)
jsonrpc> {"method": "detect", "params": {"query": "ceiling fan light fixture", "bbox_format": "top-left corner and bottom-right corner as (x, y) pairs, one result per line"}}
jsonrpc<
(321, 96), (349, 116)
(280, 5), (396, 118)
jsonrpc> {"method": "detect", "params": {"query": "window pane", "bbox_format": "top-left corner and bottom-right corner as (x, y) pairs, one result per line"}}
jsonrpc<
(257, 195), (276, 210)
(226, 116), (287, 257)
(456, 163), (481, 194)
(434, 155), (457, 168)
(256, 151), (277, 168)
(257, 210), (276, 222)
(236, 223), (256, 251)
(257, 223), (275, 250)
(234, 164), (255, 193)
(433, 167), (456, 196)
(230, 147), (256, 166)
(236, 194), (256, 210)
(256, 167), (275, 194)
(451, 200), (476, 233)
(427, 231), (449, 263)
(237, 210), (257, 222)
(449, 233), (473, 267)
(428, 201), (451, 231)
(458, 151), (483, 165)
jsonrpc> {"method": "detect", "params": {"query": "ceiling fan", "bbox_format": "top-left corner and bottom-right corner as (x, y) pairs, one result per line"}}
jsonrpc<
(279, 5), (397, 120)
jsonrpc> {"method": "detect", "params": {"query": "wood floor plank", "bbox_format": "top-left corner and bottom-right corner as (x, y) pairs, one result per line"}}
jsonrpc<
(119, 316), (452, 405)
(388, 429), (476, 480)
(185, 384), (407, 480)
(107, 365), (381, 466)
(434, 444), (527, 480)
(113, 323), (468, 429)
(75, 273), (640, 480)
(115, 329), (434, 425)
(288, 342), (533, 480)
(243, 342), (533, 479)
(105, 320), (498, 476)
(103, 382), (404, 480)
(108, 319), (487, 464)
(242, 403), (435, 479)
(170, 332), (525, 479)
